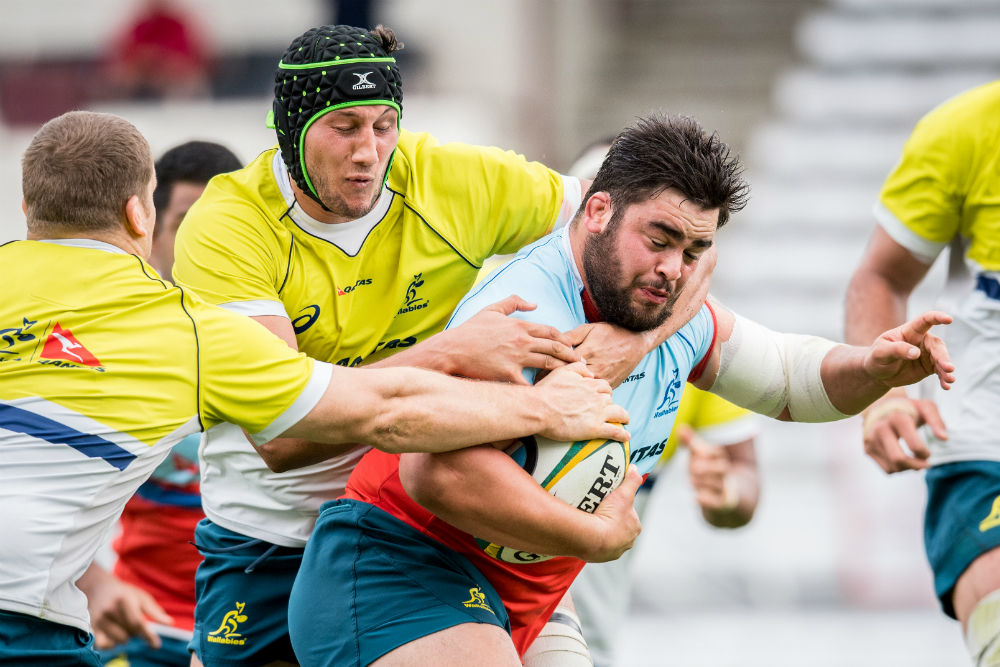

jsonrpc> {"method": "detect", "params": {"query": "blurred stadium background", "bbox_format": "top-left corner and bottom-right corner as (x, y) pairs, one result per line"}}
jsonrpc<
(2, 0), (998, 664)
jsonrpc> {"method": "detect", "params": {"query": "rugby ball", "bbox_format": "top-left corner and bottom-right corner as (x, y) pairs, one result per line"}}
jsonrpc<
(474, 434), (630, 564)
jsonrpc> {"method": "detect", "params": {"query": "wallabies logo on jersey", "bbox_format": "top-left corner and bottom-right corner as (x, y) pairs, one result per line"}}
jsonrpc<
(654, 369), (682, 418)
(398, 273), (429, 315)
(207, 602), (248, 645)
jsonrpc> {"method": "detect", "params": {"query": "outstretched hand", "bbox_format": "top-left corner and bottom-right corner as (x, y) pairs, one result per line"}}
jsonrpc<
(863, 311), (955, 390)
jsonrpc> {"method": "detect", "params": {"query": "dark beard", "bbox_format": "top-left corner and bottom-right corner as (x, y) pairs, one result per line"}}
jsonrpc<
(307, 157), (386, 218)
(581, 226), (679, 332)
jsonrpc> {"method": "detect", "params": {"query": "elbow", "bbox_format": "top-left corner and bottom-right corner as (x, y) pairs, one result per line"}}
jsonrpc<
(257, 442), (295, 473)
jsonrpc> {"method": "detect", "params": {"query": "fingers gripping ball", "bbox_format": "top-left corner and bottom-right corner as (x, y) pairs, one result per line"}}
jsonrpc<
(474, 434), (630, 564)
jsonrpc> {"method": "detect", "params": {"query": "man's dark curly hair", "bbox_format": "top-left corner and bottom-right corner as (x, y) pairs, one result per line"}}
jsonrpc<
(583, 113), (749, 228)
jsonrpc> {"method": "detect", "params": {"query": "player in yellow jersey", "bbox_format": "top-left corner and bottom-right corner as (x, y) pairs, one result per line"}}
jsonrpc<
(845, 80), (1000, 666)
(173, 24), (704, 667)
(0, 111), (627, 667)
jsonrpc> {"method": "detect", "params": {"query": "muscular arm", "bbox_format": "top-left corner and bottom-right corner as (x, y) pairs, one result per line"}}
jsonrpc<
(401, 445), (642, 562)
(249, 300), (587, 470)
(691, 299), (954, 420)
(845, 226), (932, 345)
(845, 226), (950, 472)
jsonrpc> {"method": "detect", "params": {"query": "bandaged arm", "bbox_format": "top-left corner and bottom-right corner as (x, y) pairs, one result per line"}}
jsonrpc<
(695, 308), (889, 422)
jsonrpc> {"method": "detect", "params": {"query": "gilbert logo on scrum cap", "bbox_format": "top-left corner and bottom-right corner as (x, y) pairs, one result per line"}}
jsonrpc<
(352, 72), (376, 91)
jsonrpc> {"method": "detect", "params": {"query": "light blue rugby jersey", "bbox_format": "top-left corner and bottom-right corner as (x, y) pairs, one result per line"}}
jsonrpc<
(446, 226), (716, 475)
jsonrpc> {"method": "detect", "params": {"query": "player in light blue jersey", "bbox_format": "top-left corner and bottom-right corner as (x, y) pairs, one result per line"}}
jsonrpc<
(289, 113), (957, 667)
(450, 226), (716, 472)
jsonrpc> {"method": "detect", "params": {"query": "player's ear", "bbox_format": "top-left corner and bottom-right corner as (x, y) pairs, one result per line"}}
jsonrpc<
(582, 191), (612, 235)
(123, 194), (151, 240)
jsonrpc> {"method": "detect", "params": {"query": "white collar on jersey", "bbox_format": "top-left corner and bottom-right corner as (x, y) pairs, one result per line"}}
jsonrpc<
(271, 151), (394, 257)
(559, 226), (585, 293)
(38, 238), (128, 255)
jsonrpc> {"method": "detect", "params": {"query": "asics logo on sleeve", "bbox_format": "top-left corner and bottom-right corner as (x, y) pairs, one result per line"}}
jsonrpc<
(292, 305), (321, 334)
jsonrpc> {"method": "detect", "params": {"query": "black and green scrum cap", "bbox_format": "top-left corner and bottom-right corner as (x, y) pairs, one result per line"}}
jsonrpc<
(267, 25), (403, 210)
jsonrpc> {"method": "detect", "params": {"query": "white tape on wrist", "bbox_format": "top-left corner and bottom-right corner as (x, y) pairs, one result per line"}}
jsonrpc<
(712, 314), (850, 423)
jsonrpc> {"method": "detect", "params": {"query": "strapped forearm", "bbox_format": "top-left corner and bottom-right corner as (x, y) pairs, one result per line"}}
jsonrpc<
(709, 314), (850, 423)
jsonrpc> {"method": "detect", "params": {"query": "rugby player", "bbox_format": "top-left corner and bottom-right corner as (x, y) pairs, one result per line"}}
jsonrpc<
(0, 112), (626, 667)
(172, 24), (704, 667)
(76, 141), (243, 667)
(845, 80), (1000, 666)
(287, 113), (957, 667)
(491, 140), (761, 667)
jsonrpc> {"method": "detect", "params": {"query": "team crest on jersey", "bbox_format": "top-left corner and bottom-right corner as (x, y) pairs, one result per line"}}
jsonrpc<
(653, 369), (682, 418)
(38, 323), (104, 371)
(462, 587), (494, 614)
(207, 601), (248, 645)
(0, 317), (38, 363)
(397, 273), (429, 315)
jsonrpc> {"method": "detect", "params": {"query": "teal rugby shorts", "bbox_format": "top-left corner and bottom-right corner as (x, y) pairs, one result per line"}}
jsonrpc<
(98, 635), (191, 667)
(288, 499), (509, 667)
(189, 519), (304, 667)
(925, 460), (1000, 618)
(0, 609), (102, 667)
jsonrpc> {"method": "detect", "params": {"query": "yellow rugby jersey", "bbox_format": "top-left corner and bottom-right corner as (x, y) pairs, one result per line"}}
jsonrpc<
(875, 80), (1000, 268)
(173, 128), (579, 547)
(175, 128), (572, 367)
(0, 239), (328, 632)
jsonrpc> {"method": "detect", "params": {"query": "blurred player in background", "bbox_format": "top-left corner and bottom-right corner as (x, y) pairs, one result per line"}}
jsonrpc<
(846, 80), (1000, 667)
(76, 141), (242, 667)
(173, 23), (702, 667)
(485, 140), (762, 667)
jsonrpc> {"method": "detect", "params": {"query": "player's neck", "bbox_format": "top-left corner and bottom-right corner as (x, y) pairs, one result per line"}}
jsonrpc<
(28, 228), (148, 259)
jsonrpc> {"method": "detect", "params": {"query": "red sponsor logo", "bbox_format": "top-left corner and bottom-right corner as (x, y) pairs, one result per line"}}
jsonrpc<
(40, 323), (102, 367)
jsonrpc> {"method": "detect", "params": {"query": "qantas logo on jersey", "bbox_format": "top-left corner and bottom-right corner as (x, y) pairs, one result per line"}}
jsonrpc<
(628, 437), (669, 464)
(398, 273), (429, 315)
(337, 278), (373, 296)
(39, 323), (104, 370)
(653, 369), (682, 418)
